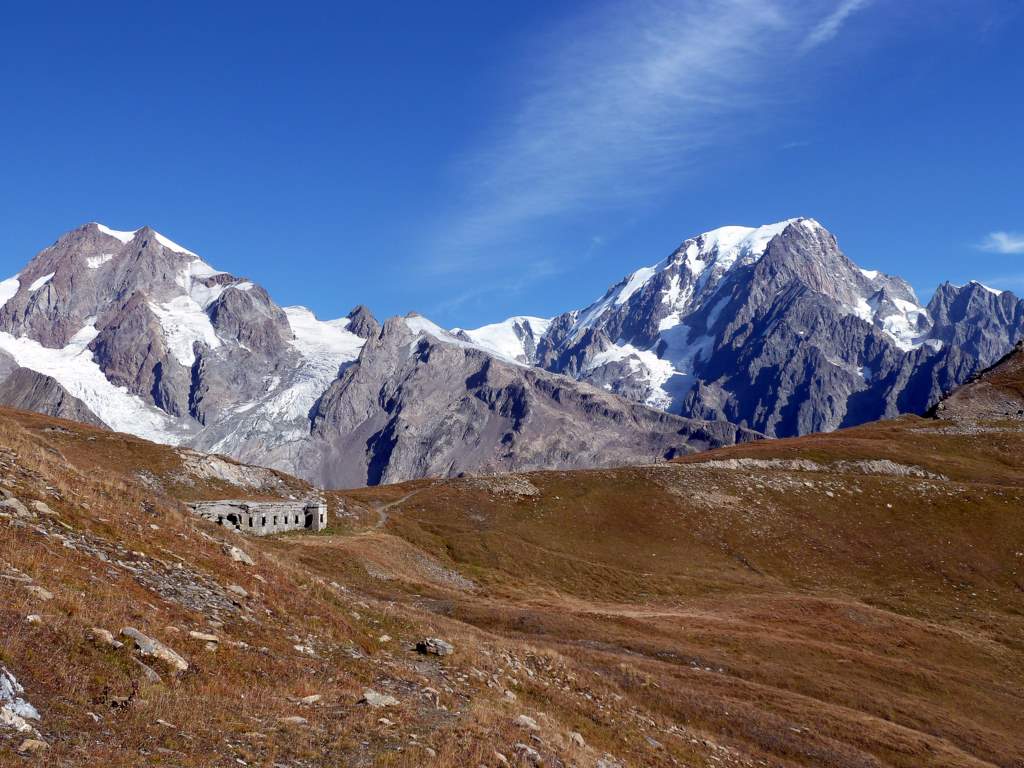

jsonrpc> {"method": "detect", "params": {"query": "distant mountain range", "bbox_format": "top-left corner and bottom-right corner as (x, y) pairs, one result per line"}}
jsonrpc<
(0, 219), (1020, 486)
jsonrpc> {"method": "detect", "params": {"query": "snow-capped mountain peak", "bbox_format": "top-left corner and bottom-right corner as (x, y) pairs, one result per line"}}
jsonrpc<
(451, 315), (552, 364)
(0, 218), (1021, 486)
(0, 223), (368, 460)
(93, 222), (200, 258)
(523, 216), (1015, 437)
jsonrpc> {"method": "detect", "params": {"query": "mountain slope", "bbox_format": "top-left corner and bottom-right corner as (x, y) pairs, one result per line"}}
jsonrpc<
(303, 315), (757, 487)
(0, 224), (758, 487)
(0, 223), (368, 469)
(933, 338), (1024, 422)
(2, 364), (1022, 766)
(531, 218), (1024, 437)
(1, 219), (1023, 485)
(0, 368), (105, 427)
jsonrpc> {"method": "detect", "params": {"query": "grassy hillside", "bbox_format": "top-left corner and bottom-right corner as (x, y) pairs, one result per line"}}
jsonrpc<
(1, 384), (1022, 766)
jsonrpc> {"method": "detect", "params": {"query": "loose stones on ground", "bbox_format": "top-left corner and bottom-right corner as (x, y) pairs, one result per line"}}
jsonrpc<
(416, 637), (454, 657)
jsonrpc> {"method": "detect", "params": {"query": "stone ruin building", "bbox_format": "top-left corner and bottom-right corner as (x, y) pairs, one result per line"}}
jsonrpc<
(186, 499), (327, 536)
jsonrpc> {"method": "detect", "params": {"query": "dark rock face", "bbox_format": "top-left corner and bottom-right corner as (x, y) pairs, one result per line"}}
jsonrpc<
(306, 317), (759, 487)
(88, 292), (192, 418)
(345, 305), (381, 339)
(0, 368), (105, 427)
(207, 282), (293, 357)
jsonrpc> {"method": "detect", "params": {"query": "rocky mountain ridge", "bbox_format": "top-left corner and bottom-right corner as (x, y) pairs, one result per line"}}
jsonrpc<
(469, 218), (1024, 437)
(1, 218), (1021, 485)
(0, 223), (757, 486)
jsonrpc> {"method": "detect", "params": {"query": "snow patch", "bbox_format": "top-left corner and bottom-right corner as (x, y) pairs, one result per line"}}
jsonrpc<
(691, 219), (796, 273)
(970, 280), (1004, 296)
(615, 267), (657, 306)
(0, 277), (19, 309)
(253, 306), (366, 421)
(859, 268), (879, 280)
(174, 260), (230, 309)
(405, 315), (533, 366)
(875, 297), (931, 351)
(94, 223), (136, 243)
(86, 253), (114, 269)
(149, 296), (222, 367)
(154, 231), (199, 258)
(0, 325), (185, 443)
(28, 272), (54, 292)
(851, 296), (873, 323)
(455, 316), (551, 363)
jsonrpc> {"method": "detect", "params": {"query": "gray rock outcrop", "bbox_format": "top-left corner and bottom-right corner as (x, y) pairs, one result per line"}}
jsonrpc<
(305, 316), (758, 487)
(345, 305), (381, 339)
(0, 367), (106, 427)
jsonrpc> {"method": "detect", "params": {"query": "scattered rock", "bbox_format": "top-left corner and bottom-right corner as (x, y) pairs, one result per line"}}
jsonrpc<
(24, 585), (53, 601)
(225, 545), (254, 566)
(188, 631), (219, 643)
(360, 689), (399, 708)
(416, 637), (454, 657)
(1, 665), (40, 734)
(120, 628), (189, 674)
(514, 714), (540, 731)
(30, 500), (56, 516)
(17, 738), (48, 755)
(227, 584), (248, 598)
(87, 627), (121, 649)
(0, 497), (30, 517)
(514, 743), (542, 765)
(131, 657), (163, 685)
(298, 694), (321, 705)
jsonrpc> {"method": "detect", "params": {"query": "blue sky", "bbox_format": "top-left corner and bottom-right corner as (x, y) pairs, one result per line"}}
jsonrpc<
(0, 1), (1021, 327)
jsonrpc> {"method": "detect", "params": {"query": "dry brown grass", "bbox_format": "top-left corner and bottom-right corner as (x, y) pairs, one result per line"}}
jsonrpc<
(324, 416), (1024, 768)
(2, 404), (1023, 766)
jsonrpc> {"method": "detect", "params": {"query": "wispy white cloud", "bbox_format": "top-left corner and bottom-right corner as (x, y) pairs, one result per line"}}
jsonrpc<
(430, 0), (872, 274)
(425, 257), (567, 321)
(800, 0), (873, 52)
(979, 231), (1024, 254)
